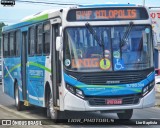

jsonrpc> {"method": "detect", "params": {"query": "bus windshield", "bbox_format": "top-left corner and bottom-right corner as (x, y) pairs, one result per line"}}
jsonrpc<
(64, 25), (153, 71)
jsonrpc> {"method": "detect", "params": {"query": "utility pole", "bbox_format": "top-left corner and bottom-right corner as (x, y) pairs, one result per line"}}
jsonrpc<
(143, 0), (145, 6)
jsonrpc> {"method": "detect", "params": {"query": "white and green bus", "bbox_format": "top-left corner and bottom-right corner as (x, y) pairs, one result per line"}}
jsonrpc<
(2, 4), (155, 120)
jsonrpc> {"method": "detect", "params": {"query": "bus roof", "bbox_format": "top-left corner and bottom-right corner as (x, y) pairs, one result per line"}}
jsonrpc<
(78, 4), (136, 8)
(21, 9), (59, 22)
(2, 4), (142, 32)
(2, 9), (61, 32)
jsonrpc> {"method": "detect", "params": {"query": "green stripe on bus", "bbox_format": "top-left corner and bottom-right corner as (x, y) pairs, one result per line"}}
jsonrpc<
(28, 62), (51, 73)
(5, 64), (21, 77)
(5, 62), (51, 78)
(25, 14), (48, 22)
(77, 85), (123, 88)
(133, 89), (141, 93)
(77, 85), (141, 93)
(30, 76), (42, 79)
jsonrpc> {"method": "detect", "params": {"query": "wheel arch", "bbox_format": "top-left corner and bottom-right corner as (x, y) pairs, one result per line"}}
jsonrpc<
(44, 81), (51, 107)
(14, 78), (18, 99)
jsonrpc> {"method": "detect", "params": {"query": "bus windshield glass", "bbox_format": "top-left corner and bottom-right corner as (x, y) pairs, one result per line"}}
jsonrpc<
(64, 25), (153, 71)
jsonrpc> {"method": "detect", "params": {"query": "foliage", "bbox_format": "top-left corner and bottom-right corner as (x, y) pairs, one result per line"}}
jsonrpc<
(0, 22), (6, 37)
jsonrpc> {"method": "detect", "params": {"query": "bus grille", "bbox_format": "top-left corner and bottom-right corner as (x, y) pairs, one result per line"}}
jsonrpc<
(65, 68), (154, 85)
(87, 95), (140, 106)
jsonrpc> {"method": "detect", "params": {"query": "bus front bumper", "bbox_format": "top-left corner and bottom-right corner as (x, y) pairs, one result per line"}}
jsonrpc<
(63, 87), (155, 111)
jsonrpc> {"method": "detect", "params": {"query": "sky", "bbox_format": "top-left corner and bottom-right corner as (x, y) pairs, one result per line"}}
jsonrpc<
(0, 0), (160, 25)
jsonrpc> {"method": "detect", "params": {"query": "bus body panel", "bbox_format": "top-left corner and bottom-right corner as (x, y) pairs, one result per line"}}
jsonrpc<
(27, 56), (46, 107)
(3, 57), (21, 98)
(3, 53), (50, 107)
(64, 72), (154, 96)
(63, 87), (155, 111)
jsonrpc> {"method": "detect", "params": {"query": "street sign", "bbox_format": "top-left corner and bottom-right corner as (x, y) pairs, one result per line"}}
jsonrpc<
(150, 9), (160, 44)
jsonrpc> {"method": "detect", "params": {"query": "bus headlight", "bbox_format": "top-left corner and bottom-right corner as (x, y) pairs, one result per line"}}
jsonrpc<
(149, 81), (155, 90)
(76, 88), (84, 98)
(66, 84), (84, 99)
(142, 81), (155, 96)
(66, 84), (75, 94)
(142, 86), (149, 96)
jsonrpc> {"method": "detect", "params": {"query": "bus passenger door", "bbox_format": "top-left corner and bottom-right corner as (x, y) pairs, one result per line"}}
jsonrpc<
(51, 24), (60, 107)
(21, 31), (28, 101)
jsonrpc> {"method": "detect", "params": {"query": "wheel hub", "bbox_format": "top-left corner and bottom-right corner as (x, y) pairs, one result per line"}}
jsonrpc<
(49, 96), (56, 118)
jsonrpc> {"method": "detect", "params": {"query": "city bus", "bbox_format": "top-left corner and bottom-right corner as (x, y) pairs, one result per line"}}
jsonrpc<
(1, 4), (155, 120)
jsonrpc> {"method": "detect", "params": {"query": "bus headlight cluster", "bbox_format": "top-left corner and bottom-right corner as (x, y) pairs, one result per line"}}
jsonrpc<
(66, 84), (84, 99)
(142, 81), (155, 96)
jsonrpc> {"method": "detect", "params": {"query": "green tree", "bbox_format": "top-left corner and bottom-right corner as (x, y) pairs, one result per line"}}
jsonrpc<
(0, 22), (6, 57)
(0, 22), (6, 37)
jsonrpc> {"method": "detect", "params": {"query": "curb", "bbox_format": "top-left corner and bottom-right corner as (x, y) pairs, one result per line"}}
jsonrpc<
(156, 92), (160, 98)
(155, 85), (160, 93)
(155, 104), (160, 107)
(0, 105), (36, 119)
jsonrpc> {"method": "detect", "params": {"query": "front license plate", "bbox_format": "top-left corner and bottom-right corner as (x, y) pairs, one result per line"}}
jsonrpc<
(106, 99), (122, 105)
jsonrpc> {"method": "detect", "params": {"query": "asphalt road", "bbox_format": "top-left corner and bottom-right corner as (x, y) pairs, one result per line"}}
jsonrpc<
(0, 85), (160, 128)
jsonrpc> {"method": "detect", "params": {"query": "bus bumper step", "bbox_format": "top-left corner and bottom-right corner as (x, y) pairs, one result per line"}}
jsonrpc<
(24, 100), (30, 106)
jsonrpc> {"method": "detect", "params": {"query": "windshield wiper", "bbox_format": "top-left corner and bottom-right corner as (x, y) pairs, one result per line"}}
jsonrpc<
(120, 22), (133, 58)
(85, 22), (105, 61)
(120, 21), (134, 47)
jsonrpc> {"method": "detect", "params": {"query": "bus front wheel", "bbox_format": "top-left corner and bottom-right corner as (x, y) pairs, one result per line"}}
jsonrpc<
(15, 83), (24, 111)
(47, 92), (64, 120)
(117, 109), (133, 119)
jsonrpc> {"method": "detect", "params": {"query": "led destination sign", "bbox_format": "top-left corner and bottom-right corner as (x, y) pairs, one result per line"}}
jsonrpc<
(76, 9), (137, 19)
(67, 7), (148, 21)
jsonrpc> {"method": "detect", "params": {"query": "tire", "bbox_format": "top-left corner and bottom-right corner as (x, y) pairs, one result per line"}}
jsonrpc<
(15, 83), (24, 111)
(46, 91), (65, 120)
(117, 109), (133, 119)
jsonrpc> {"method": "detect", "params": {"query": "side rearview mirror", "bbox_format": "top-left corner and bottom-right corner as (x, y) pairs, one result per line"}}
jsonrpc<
(56, 36), (62, 51)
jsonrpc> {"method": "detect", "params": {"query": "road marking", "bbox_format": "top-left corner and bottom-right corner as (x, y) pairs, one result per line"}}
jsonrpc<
(49, 125), (70, 128)
(0, 104), (36, 119)
(152, 106), (160, 109)
(123, 126), (133, 128)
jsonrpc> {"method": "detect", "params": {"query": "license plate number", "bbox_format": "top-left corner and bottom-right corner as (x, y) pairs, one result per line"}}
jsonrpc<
(106, 99), (122, 105)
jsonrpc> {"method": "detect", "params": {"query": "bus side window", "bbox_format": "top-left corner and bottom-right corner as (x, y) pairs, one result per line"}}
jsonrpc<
(36, 24), (43, 55)
(15, 31), (20, 56)
(29, 27), (35, 56)
(3, 34), (8, 57)
(43, 23), (50, 55)
(9, 32), (15, 57)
